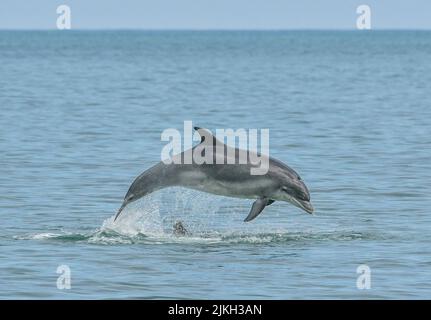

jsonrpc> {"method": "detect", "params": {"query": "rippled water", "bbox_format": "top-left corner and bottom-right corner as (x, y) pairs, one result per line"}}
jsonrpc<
(1, 31), (431, 299)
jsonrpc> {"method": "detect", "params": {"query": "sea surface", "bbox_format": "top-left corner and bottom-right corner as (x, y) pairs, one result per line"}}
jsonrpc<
(0, 31), (430, 299)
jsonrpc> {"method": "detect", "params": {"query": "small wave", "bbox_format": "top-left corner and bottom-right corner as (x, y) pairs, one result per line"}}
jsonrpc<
(13, 194), (387, 245)
(14, 229), (380, 246)
(219, 230), (378, 244)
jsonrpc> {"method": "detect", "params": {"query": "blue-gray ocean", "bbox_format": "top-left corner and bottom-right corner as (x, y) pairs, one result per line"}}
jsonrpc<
(0, 31), (430, 299)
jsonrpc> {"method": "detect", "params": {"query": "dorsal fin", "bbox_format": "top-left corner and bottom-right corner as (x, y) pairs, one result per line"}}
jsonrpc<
(194, 126), (221, 145)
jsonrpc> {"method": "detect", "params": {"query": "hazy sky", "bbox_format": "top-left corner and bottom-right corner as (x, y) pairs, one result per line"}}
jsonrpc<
(0, 0), (430, 30)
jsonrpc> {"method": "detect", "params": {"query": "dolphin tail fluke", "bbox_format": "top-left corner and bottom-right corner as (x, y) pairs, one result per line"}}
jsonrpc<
(244, 197), (271, 222)
(114, 203), (126, 222)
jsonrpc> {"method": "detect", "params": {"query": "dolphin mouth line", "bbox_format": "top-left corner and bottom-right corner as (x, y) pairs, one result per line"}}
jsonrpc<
(291, 197), (314, 214)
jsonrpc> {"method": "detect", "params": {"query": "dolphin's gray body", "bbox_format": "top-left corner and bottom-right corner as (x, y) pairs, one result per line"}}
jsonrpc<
(115, 127), (313, 222)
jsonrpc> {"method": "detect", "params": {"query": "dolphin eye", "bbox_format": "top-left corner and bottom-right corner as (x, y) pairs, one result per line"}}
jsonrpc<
(281, 186), (288, 192)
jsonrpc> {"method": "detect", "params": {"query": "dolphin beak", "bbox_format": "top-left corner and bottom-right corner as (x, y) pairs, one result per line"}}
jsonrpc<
(299, 200), (314, 214)
(292, 180), (313, 214)
(291, 197), (314, 214)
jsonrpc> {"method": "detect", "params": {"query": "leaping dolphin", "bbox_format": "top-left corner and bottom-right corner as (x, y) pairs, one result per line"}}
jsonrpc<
(115, 127), (313, 222)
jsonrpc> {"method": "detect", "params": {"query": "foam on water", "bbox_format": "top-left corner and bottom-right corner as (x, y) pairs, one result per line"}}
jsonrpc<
(14, 222), (381, 247)
(13, 190), (387, 245)
(14, 228), (381, 246)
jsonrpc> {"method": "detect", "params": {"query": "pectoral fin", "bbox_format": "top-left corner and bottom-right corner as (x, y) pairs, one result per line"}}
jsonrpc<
(244, 198), (270, 222)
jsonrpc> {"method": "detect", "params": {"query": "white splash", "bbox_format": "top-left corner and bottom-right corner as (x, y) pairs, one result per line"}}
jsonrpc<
(101, 194), (164, 237)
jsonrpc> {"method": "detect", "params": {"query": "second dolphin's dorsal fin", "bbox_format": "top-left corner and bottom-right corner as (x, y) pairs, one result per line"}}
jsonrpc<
(194, 126), (221, 146)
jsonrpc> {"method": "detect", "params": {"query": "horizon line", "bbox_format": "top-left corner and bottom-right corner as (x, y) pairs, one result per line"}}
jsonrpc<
(1, 27), (431, 32)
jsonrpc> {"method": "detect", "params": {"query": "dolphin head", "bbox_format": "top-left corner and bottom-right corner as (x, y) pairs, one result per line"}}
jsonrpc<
(271, 169), (314, 214)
